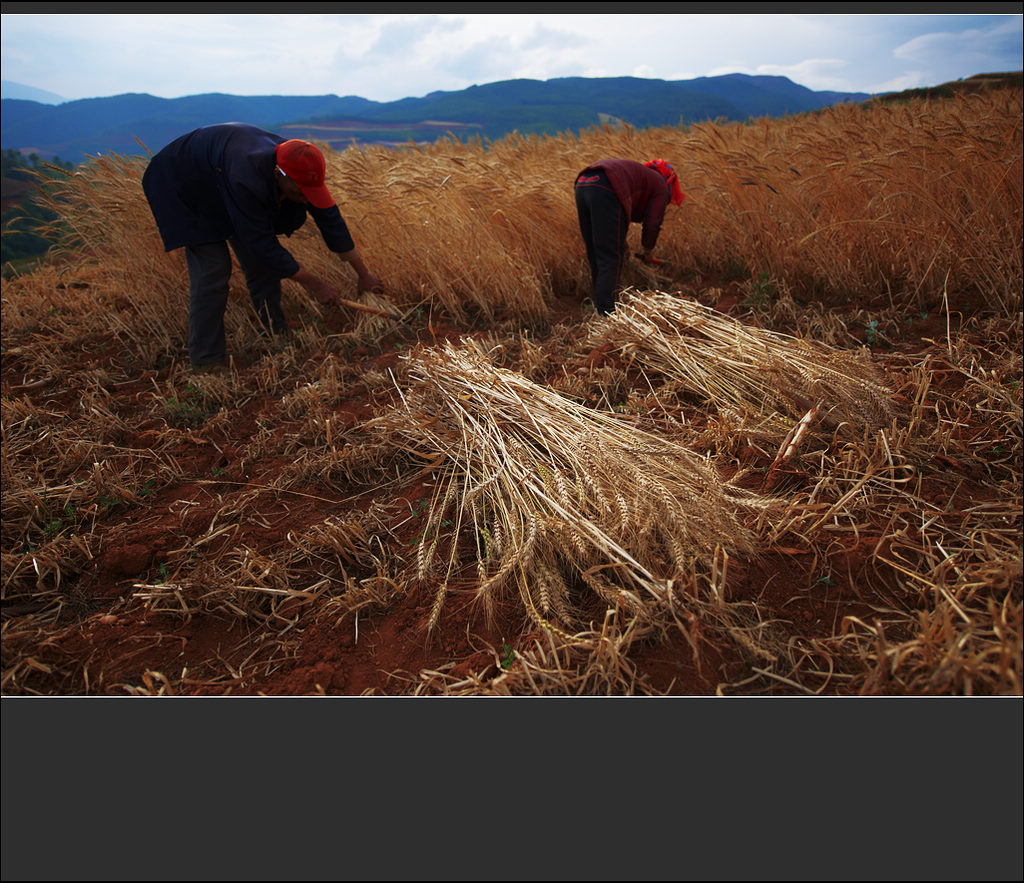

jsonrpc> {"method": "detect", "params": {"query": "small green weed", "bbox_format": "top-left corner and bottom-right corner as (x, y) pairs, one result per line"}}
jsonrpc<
(743, 271), (778, 310)
(499, 643), (515, 670)
(415, 519), (452, 547)
(43, 501), (77, 538)
(865, 320), (891, 348)
(166, 382), (206, 426)
(99, 495), (122, 513)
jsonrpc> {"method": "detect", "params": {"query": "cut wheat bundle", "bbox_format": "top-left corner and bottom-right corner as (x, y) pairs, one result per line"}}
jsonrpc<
(381, 338), (774, 638)
(590, 290), (899, 444)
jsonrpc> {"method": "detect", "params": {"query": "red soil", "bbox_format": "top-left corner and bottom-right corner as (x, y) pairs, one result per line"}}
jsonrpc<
(0, 270), (1013, 696)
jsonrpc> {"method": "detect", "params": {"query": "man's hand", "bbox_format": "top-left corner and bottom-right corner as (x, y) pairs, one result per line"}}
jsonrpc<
(290, 268), (340, 305)
(306, 278), (341, 306)
(338, 249), (384, 295)
(356, 272), (385, 295)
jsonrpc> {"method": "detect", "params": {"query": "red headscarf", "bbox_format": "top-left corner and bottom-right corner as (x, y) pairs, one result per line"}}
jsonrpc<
(645, 158), (685, 206)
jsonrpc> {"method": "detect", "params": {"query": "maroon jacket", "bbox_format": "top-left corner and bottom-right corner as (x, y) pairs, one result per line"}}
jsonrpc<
(578, 158), (671, 250)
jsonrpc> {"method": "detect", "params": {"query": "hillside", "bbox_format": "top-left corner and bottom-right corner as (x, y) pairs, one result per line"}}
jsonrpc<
(0, 93), (381, 163)
(0, 79), (66, 104)
(2, 66), (1022, 883)
(1, 83), (1020, 704)
(0, 73), (870, 162)
(873, 70), (1023, 103)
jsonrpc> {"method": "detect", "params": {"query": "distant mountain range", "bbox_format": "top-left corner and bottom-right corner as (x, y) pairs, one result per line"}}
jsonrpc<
(0, 80), (67, 104)
(1, 74), (872, 164)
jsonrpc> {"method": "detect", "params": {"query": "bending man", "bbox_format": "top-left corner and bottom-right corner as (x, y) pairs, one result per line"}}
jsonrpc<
(142, 122), (384, 367)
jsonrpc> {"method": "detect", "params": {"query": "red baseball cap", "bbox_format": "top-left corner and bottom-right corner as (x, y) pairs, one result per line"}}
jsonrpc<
(275, 139), (335, 208)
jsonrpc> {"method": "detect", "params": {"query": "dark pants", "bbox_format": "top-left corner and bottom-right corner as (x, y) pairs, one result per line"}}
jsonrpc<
(575, 170), (627, 316)
(183, 238), (289, 365)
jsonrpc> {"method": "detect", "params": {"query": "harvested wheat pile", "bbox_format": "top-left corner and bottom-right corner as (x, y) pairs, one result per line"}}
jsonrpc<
(590, 289), (899, 445)
(381, 337), (774, 640)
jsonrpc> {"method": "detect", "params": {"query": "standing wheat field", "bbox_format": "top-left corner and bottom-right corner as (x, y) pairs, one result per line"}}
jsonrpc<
(2, 88), (1020, 695)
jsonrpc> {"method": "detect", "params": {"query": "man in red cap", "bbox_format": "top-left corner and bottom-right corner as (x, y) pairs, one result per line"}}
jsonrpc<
(142, 122), (384, 367)
(573, 157), (684, 316)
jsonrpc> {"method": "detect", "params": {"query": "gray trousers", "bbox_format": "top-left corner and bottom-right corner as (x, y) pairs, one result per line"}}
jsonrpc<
(183, 238), (289, 365)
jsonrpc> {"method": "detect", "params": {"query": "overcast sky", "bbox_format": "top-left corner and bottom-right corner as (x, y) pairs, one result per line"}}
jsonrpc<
(2, 8), (1022, 104)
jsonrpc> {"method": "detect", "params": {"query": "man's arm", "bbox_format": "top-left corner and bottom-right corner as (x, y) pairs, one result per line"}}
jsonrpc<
(306, 205), (384, 295)
(288, 250), (384, 306)
(288, 267), (338, 304)
(337, 248), (384, 294)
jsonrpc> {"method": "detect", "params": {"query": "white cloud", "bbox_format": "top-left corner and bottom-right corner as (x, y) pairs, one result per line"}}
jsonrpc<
(888, 17), (1022, 89)
(1, 11), (1020, 102)
(748, 59), (853, 92)
(871, 71), (931, 94)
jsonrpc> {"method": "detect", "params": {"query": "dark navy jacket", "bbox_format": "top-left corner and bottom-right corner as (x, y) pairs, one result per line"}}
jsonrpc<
(141, 122), (355, 280)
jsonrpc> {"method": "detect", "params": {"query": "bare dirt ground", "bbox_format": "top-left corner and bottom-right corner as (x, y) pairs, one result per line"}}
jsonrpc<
(5, 252), (1015, 697)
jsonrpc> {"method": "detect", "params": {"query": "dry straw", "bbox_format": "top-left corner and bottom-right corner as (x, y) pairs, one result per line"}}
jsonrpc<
(3, 86), (1020, 696)
(380, 337), (775, 638)
(589, 289), (899, 444)
(16, 87), (1021, 355)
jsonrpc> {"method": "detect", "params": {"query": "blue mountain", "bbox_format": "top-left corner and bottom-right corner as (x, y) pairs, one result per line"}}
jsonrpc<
(1, 74), (871, 164)
(0, 80), (66, 104)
